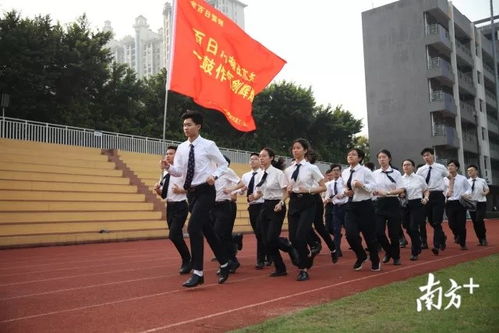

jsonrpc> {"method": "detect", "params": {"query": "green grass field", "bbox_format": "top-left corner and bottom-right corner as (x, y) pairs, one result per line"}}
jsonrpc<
(234, 254), (499, 333)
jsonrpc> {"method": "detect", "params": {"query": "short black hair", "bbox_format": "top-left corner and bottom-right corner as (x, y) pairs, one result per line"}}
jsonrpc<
(402, 159), (415, 168)
(250, 152), (259, 158)
(364, 161), (375, 171)
(330, 164), (342, 171)
(166, 145), (177, 151)
(467, 164), (479, 171)
(377, 149), (392, 160)
(181, 110), (203, 127)
(349, 148), (366, 163)
(420, 147), (434, 156)
(447, 159), (460, 169)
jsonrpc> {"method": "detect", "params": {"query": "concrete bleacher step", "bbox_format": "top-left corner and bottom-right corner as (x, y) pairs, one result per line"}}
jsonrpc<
(0, 220), (167, 236)
(0, 162), (123, 177)
(0, 147), (108, 162)
(0, 229), (170, 247)
(0, 180), (138, 193)
(0, 171), (129, 185)
(0, 201), (153, 212)
(0, 211), (162, 223)
(0, 190), (146, 202)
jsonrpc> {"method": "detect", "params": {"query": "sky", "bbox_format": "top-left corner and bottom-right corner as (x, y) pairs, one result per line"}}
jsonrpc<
(1, 0), (497, 135)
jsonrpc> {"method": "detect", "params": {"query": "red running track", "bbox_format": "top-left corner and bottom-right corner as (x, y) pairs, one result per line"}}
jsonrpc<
(0, 220), (498, 332)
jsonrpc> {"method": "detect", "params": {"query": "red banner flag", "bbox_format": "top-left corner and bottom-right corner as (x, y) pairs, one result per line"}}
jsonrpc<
(168, 0), (286, 132)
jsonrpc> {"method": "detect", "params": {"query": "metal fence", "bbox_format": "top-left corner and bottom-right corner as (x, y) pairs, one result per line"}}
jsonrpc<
(0, 116), (333, 172)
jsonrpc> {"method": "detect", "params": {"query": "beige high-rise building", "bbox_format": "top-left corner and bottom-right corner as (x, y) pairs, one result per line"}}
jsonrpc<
(107, 0), (247, 78)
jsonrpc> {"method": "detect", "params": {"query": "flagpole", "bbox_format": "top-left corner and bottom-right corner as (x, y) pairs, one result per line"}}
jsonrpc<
(162, 0), (178, 142)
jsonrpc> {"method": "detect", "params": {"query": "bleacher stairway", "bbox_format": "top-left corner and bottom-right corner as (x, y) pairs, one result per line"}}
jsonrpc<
(0, 139), (254, 248)
(0, 139), (166, 247)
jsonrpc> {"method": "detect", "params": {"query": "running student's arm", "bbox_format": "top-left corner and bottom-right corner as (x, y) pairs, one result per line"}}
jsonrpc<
(209, 141), (228, 180)
(224, 180), (245, 194)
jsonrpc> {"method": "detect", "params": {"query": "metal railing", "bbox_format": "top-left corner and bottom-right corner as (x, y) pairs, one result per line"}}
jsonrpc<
(428, 57), (451, 71)
(430, 90), (454, 103)
(0, 116), (334, 171)
(425, 24), (449, 39)
(455, 40), (472, 58)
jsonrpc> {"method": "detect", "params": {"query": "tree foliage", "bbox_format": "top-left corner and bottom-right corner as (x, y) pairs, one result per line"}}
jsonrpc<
(1, 11), (365, 163)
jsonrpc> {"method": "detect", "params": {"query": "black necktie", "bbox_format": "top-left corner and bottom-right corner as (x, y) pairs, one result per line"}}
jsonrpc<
(347, 169), (355, 202)
(291, 163), (301, 182)
(471, 179), (476, 192)
(256, 171), (268, 187)
(333, 181), (338, 196)
(425, 166), (432, 184)
(247, 171), (257, 197)
(183, 144), (195, 190)
(160, 173), (171, 199)
(382, 170), (396, 183)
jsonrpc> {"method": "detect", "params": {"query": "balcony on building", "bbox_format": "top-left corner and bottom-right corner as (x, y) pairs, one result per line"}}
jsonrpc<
(488, 113), (499, 134)
(462, 128), (478, 154)
(457, 71), (475, 96)
(431, 122), (459, 148)
(486, 89), (497, 107)
(425, 23), (452, 54)
(429, 90), (457, 116)
(427, 57), (454, 85)
(483, 61), (496, 83)
(459, 101), (477, 124)
(455, 39), (473, 66)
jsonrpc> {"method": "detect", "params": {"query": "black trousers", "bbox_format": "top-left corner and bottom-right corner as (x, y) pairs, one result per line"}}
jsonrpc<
(470, 202), (487, 241)
(288, 194), (315, 269)
(309, 194), (336, 252)
(375, 197), (401, 260)
(211, 200), (237, 262)
(248, 203), (265, 263)
(324, 202), (333, 234)
(186, 183), (228, 271)
(402, 199), (425, 256)
(345, 199), (379, 264)
(260, 200), (286, 272)
(446, 200), (467, 247)
(330, 203), (346, 252)
(425, 191), (446, 250)
(166, 200), (190, 262)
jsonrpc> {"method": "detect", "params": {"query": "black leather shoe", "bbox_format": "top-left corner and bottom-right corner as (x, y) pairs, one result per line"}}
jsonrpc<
(431, 247), (439, 256)
(229, 260), (240, 274)
(399, 238), (408, 248)
(409, 255), (418, 261)
(182, 274), (204, 288)
(382, 255), (391, 264)
(233, 233), (243, 251)
(179, 262), (192, 275)
(460, 245), (468, 250)
(371, 261), (381, 272)
(393, 258), (401, 265)
(353, 255), (368, 271)
(255, 261), (265, 270)
(218, 265), (230, 284)
(479, 239), (488, 246)
(310, 242), (322, 256)
(270, 270), (287, 277)
(296, 270), (309, 281)
(331, 250), (338, 264)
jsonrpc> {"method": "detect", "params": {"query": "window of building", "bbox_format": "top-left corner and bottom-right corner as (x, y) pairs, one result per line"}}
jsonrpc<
(482, 127), (486, 140)
(477, 71), (482, 84)
(479, 99), (484, 112)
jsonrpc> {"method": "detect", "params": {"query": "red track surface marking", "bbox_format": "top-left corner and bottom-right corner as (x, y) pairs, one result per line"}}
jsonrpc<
(1, 220), (498, 332)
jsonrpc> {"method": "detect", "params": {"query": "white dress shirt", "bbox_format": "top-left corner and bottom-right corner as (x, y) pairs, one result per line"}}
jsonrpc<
(256, 165), (288, 200)
(284, 160), (323, 193)
(416, 162), (449, 191)
(241, 169), (264, 204)
(444, 174), (471, 201)
(468, 177), (489, 202)
(373, 167), (403, 198)
(399, 173), (427, 200)
(168, 135), (228, 186)
(159, 170), (187, 202)
(325, 177), (348, 205)
(215, 167), (240, 202)
(341, 164), (376, 202)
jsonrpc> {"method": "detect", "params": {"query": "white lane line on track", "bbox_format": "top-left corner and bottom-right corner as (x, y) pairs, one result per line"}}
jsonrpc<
(1, 247), (494, 325)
